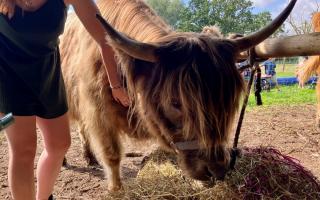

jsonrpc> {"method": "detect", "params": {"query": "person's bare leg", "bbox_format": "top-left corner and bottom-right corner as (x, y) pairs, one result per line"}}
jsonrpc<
(4, 115), (37, 200)
(272, 75), (280, 91)
(276, 82), (280, 91)
(35, 113), (71, 200)
(275, 79), (280, 91)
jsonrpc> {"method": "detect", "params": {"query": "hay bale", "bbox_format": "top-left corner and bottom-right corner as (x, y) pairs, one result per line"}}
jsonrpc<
(106, 147), (320, 200)
(232, 147), (320, 199)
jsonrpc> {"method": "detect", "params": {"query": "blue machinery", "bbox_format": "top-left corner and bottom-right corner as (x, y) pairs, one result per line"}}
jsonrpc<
(0, 113), (14, 131)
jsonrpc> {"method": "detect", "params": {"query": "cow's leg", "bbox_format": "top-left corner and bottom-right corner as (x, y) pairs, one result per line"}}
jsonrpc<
(78, 124), (99, 167)
(90, 129), (122, 192)
(62, 157), (68, 167)
(316, 81), (320, 128)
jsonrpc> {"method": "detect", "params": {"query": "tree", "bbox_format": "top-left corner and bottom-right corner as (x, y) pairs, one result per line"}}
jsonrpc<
(286, 0), (320, 35)
(287, 15), (313, 35)
(145, 0), (185, 28)
(177, 0), (272, 35)
(282, 0), (320, 71)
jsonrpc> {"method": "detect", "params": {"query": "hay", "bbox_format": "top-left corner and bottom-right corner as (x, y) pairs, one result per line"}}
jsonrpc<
(106, 147), (320, 200)
(231, 147), (320, 199)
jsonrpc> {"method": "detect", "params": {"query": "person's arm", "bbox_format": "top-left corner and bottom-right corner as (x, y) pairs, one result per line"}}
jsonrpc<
(65, 0), (130, 107)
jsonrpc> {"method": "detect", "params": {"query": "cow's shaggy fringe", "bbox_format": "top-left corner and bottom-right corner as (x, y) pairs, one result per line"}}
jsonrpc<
(106, 147), (320, 200)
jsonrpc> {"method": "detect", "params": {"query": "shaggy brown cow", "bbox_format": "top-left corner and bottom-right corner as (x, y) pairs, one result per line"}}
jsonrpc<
(297, 12), (320, 127)
(60, 0), (296, 191)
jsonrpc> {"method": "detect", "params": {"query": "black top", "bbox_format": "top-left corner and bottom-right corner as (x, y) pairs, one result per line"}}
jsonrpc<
(0, 0), (69, 118)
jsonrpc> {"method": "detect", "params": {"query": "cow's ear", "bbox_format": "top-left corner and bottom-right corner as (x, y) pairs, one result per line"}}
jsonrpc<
(130, 59), (155, 79)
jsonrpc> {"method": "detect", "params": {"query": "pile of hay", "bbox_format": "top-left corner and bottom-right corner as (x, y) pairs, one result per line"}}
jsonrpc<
(106, 147), (320, 200)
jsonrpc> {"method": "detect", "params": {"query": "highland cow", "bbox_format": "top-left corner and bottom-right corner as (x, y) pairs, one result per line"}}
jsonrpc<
(60, 0), (296, 191)
(297, 12), (320, 127)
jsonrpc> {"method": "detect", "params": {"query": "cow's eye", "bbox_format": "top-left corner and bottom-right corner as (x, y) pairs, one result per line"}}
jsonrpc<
(171, 100), (181, 110)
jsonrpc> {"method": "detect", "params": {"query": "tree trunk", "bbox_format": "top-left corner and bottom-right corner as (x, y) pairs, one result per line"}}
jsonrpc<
(238, 32), (320, 60)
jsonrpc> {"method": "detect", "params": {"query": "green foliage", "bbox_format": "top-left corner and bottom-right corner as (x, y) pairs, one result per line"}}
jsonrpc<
(145, 0), (274, 35)
(145, 0), (185, 28)
(177, 0), (272, 35)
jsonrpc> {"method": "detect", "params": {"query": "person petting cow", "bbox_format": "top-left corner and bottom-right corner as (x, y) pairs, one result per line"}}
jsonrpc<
(0, 0), (129, 199)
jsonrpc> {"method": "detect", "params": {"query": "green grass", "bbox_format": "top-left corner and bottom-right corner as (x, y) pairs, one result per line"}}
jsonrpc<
(247, 85), (316, 108)
(248, 62), (316, 108)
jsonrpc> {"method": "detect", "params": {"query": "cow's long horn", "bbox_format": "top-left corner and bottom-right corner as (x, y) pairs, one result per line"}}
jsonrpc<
(96, 14), (158, 62)
(234, 0), (297, 51)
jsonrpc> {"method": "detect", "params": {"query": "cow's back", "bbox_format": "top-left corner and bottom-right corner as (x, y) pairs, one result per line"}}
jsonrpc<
(59, 9), (150, 138)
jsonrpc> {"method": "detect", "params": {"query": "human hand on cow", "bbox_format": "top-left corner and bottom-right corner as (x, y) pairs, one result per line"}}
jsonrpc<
(111, 86), (130, 107)
(0, 0), (15, 19)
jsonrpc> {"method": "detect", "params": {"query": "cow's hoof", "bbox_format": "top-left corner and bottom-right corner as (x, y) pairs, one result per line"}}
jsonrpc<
(107, 183), (122, 192)
(85, 156), (100, 168)
(87, 160), (101, 168)
(62, 157), (69, 167)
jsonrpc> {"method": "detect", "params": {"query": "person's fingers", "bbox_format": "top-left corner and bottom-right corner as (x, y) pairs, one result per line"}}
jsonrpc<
(8, 2), (15, 19)
(119, 98), (130, 107)
(0, 3), (4, 15)
(123, 100), (130, 107)
(3, 5), (8, 16)
(111, 87), (131, 107)
(119, 94), (130, 107)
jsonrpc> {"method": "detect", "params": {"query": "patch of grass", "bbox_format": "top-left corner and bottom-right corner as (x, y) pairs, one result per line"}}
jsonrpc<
(275, 63), (297, 77)
(247, 85), (316, 107)
(277, 71), (295, 77)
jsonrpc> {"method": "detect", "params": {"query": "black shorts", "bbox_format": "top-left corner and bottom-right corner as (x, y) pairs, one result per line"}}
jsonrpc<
(0, 47), (68, 119)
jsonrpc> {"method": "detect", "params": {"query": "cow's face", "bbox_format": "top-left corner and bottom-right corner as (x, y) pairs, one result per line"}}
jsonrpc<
(128, 33), (244, 181)
(177, 147), (234, 182)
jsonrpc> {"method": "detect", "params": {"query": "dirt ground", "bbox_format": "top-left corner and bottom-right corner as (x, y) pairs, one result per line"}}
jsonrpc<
(0, 104), (319, 199)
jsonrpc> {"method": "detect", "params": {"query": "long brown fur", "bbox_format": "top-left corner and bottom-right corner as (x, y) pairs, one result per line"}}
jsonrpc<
(60, 0), (244, 191)
(297, 12), (320, 126)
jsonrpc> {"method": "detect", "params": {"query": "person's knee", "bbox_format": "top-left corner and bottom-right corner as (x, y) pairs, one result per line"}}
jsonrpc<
(55, 135), (71, 154)
(10, 146), (36, 164)
(62, 135), (71, 152)
(56, 136), (71, 153)
(45, 132), (71, 156)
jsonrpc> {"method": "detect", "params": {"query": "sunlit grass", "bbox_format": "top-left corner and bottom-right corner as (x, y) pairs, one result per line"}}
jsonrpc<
(247, 85), (316, 108)
(275, 63), (297, 77)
